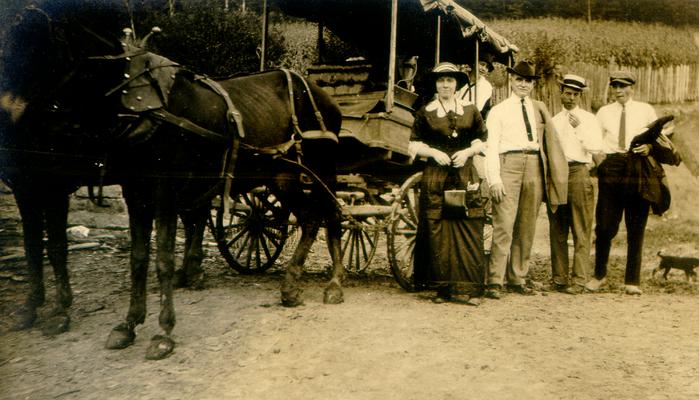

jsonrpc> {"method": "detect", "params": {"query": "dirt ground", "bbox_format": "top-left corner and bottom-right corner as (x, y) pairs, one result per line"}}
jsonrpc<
(1, 105), (699, 400)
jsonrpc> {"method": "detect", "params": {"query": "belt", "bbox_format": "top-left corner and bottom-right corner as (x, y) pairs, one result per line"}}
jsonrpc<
(568, 161), (586, 166)
(504, 149), (539, 155)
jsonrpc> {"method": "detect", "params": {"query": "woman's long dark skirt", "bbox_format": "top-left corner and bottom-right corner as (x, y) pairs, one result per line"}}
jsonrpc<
(413, 216), (486, 296)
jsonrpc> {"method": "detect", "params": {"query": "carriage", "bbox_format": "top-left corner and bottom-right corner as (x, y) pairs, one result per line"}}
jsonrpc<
(208, 0), (519, 291)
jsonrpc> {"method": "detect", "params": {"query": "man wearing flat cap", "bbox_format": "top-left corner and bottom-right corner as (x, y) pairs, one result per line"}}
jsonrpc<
(548, 74), (604, 294)
(484, 60), (568, 299)
(585, 70), (658, 295)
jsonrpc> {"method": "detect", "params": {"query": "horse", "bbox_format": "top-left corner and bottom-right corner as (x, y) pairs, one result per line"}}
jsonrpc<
(101, 42), (345, 359)
(3, 2), (345, 360)
(0, 3), (206, 336)
(0, 2), (131, 334)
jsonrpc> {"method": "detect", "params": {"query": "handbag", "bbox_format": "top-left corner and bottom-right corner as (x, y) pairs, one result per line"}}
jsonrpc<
(442, 187), (486, 219)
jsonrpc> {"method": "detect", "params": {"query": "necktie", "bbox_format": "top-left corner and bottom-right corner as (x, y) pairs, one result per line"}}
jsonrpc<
(521, 98), (533, 141)
(618, 104), (626, 150)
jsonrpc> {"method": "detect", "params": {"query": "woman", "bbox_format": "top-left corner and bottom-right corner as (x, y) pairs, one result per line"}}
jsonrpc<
(410, 62), (488, 304)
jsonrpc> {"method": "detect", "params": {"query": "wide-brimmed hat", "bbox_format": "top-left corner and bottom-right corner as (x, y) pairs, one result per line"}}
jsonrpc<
(558, 74), (587, 91)
(609, 70), (636, 86)
(506, 60), (540, 80)
(428, 62), (470, 89)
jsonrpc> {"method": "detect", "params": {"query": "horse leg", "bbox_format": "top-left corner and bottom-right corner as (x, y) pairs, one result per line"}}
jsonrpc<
(322, 213), (345, 304)
(281, 219), (321, 307)
(175, 208), (206, 290)
(41, 191), (72, 335)
(106, 183), (152, 350)
(11, 183), (46, 330)
(145, 182), (177, 360)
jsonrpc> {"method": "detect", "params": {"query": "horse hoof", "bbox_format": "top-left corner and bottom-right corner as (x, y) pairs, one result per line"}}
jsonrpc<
(187, 274), (206, 291)
(145, 334), (175, 360)
(281, 287), (304, 307)
(323, 284), (344, 305)
(41, 313), (70, 336)
(281, 297), (304, 307)
(10, 305), (37, 331)
(105, 323), (136, 350)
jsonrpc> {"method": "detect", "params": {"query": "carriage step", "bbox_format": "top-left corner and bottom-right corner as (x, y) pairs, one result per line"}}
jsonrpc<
(344, 204), (393, 218)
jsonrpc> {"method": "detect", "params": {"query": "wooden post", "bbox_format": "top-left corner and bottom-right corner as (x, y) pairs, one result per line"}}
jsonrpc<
(259, 0), (268, 72)
(473, 40), (479, 106)
(435, 15), (441, 65)
(386, 0), (398, 113)
(317, 22), (325, 64)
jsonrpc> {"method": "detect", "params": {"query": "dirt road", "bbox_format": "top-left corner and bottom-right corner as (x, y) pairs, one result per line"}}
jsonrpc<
(1, 180), (699, 400)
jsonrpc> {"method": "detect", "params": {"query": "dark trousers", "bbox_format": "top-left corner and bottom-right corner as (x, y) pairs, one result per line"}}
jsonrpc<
(594, 154), (650, 285)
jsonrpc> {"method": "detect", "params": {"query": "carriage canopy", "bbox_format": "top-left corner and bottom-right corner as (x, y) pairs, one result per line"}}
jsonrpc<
(273, 0), (518, 69)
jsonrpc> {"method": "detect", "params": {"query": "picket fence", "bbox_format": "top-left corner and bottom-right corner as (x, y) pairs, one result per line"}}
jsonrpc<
(492, 62), (699, 115)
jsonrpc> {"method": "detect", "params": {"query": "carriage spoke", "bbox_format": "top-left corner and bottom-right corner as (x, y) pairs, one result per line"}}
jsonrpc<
(235, 231), (252, 259)
(225, 224), (250, 248)
(261, 227), (283, 248)
(260, 233), (273, 261)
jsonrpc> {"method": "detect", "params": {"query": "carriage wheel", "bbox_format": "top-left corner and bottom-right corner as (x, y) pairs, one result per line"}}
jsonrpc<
(340, 216), (381, 274)
(387, 172), (422, 292)
(210, 186), (290, 274)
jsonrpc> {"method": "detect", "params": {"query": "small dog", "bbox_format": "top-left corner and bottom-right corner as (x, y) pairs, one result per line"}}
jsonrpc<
(653, 251), (699, 282)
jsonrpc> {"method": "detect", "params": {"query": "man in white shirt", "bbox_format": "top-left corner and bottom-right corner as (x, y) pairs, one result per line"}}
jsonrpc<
(585, 70), (657, 295)
(548, 74), (604, 294)
(484, 60), (568, 299)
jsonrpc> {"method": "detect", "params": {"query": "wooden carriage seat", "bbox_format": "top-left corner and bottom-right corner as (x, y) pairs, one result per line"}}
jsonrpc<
(307, 63), (418, 169)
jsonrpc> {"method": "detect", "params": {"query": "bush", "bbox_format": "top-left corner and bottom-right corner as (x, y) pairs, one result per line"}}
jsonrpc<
(140, 1), (285, 76)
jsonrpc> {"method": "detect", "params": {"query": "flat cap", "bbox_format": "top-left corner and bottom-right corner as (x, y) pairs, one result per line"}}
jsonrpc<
(609, 70), (636, 86)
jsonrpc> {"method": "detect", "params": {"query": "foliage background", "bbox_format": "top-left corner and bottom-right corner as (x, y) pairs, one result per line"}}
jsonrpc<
(1, 1), (699, 81)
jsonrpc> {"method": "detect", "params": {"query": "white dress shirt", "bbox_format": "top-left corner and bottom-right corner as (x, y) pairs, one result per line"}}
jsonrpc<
(596, 99), (657, 154)
(457, 76), (493, 112)
(485, 94), (539, 186)
(552, 106), (604, 164)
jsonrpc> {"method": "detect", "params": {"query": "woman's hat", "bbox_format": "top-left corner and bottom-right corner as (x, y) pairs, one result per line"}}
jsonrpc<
(428, 62), (470, 89)
(558, 74), (587, 91)
(506, 60), (540, 80)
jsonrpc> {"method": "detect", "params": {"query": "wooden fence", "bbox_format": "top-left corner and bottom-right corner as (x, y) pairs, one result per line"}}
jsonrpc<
(492, 62), (699, 115)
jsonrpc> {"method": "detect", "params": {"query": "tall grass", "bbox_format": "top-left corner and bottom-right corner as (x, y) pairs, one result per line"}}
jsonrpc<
(489, 18), (699, 69)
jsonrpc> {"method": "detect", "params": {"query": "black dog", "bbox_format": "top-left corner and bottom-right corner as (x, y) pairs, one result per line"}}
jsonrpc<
(653, 251), (699, 282)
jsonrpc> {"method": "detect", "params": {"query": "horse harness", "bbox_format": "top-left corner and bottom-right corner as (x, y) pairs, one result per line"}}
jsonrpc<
(105, 48), (338, 210)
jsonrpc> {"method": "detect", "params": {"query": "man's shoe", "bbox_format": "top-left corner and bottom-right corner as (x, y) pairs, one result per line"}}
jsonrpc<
(562, 285), (584, 295)
(552, 283), (568, 293)
(625, 285), (642, 295)
(510, 285), (535, 296)
(584, 277), (607, 292)
(484, 286), (501, 300)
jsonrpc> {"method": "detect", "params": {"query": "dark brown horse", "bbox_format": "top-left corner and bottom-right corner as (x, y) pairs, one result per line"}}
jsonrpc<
(0, 2), (132, 334)
(2, 2), (345, 360)
(102, 46), (345, 359)
(1, 3), (216, 337)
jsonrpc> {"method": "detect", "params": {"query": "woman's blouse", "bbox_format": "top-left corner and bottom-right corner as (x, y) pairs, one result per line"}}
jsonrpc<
(411, 98), (487, 155)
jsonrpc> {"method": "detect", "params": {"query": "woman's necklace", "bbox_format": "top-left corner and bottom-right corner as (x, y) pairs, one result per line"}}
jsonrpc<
(438, 98), (458, 138)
